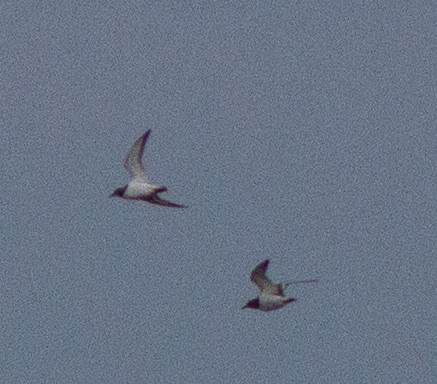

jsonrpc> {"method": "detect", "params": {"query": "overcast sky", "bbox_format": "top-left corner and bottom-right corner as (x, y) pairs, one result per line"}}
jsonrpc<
(2, 1), (436, 383)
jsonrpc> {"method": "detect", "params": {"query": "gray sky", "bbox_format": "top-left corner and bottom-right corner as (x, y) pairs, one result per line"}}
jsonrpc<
(2, 1), (436, 383)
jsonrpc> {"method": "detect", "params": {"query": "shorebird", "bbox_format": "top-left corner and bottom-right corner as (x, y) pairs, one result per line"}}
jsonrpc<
(110, 130), (186, 208)
(242, 259), (317, 312)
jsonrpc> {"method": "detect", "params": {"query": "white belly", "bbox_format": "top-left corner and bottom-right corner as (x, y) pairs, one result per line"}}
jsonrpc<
(258, 293), (288, 312)
(125, 182), (157, 198)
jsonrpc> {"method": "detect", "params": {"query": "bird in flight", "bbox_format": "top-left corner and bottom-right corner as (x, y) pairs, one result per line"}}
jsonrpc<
(110, 130), (186, 208)
(242, 259), (317, 312)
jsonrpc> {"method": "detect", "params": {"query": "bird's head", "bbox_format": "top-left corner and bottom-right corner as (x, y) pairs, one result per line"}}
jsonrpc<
(242, 298), (260, 310)
(110, 185), (127, 198)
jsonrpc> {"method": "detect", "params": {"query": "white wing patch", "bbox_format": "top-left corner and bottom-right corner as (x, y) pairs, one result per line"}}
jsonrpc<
(123, 130), (151, 182)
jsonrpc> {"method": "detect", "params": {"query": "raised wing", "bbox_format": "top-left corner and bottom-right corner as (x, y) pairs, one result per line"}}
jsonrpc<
(250, 259), (282, 295)
(123, 130), (151, 182)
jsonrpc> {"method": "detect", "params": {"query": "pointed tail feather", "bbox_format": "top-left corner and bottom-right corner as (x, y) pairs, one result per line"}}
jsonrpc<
(282, 279), (318, 289)
(284, 298), (297, 304)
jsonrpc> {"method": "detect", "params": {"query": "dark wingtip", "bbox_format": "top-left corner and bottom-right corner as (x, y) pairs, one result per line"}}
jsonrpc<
(261, 259), (270, 267)
(142, 130), (152, 142)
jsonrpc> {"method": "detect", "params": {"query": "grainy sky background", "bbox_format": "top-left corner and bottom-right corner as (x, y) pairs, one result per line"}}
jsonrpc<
(2, 1), (436, 383)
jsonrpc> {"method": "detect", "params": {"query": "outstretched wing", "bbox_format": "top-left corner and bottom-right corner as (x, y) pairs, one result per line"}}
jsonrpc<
(147, 192), (187, 208)
(250, 259), (282, 295)
(124, 130), (151, 182)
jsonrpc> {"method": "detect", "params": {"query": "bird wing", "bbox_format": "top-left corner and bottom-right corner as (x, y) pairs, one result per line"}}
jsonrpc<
(123, 130), (151, 182)
(250, 259), (282, 295)
(147, 192), (187, 208)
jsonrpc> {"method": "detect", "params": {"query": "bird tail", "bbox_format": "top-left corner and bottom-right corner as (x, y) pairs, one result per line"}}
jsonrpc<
(284, 298), (297, 304)
(282, 279), (318, 290)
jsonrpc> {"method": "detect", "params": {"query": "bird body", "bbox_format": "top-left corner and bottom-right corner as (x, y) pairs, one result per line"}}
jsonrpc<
(259, 292), (296, 312)
(124, 181), (164, 199)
